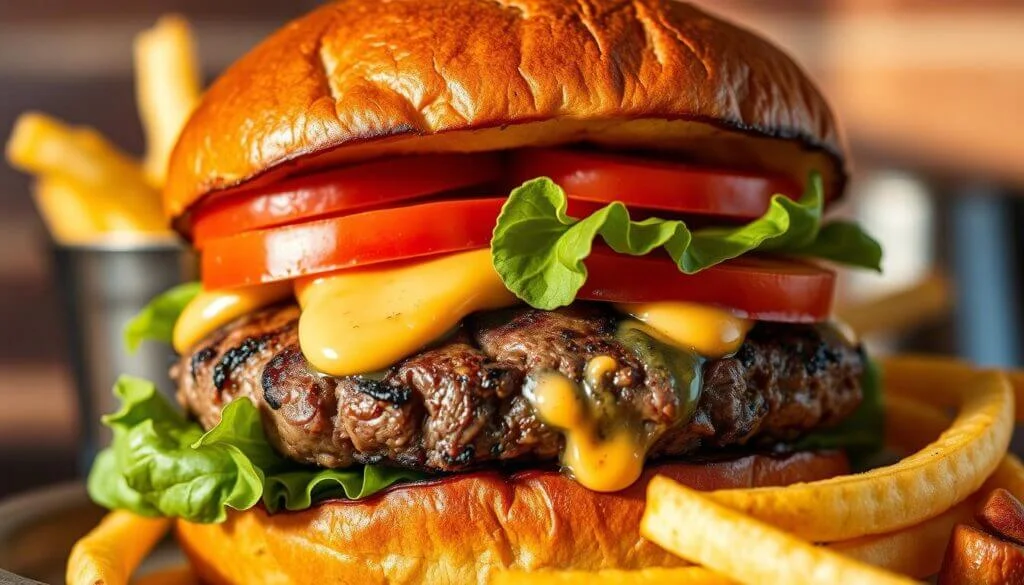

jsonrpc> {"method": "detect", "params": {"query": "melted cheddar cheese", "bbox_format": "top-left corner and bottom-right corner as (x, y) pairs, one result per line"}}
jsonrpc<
(526, 365), (645, 493)
(617, 302), (750, 358)
(173, 281), (291, 353)
(294, 250), (517, 376)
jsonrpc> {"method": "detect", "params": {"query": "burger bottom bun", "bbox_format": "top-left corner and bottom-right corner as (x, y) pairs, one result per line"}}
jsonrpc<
(177, 451), (848, 585)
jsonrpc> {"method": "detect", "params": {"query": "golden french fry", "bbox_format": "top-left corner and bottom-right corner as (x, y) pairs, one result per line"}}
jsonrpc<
(827, 498), (975, 579)
(881, 356), (1024, 423)
(8, 112), (145, 188)
(884, 393), (1024, 501)
(641, 478), (918, 585)
(6, 112), (167, 237)
(705, 365), (1013, 542)
(836, 274), (952, 338)
(809, 395), (970, 578)
(32, 176), (106, 243)
(490, 567), (734, 585)
(882, 355), (983, 406)
(883, 394), (950, 454)
(66, 511), (171, 585)
(134, 15), (201, 187)
(983, 453), (1024, 500)
(1010, 370), (1024, 422)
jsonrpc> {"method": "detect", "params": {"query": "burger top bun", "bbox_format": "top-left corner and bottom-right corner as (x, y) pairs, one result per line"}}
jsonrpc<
(165, 0), (845, 221)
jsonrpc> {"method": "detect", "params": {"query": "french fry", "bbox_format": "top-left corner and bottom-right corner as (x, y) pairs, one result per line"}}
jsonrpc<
(884, 394), (950, 453)
(828, 499), (975, 579)
(824, 393), (1005, 578)
(984, 454), (1024, 500)
(705, 365), (1013, 542)
(885, 392), (1024, 501)
(6, 112), (167, 236)
(881, 356), (1024, 424)
(32, 176), (107, 243)
(490, 567), (734, 585)
(641, 478), (918, 585)
(836, 274), (952, 338)
(66, 511), (171, 585)
(134, 15), (201, 187)
(8, 112), (145, 189)
(1009, 369), (1024, 422)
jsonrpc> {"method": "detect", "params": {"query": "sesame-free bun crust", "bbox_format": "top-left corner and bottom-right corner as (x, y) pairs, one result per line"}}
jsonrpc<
(176, 452), (848, 584)
(165, 0), (845, 221)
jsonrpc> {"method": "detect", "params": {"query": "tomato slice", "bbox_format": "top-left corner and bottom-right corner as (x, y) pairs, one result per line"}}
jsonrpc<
(511, 149), (803, 220)
(200, 198), (505, 289)
(191, 153), (504, 246)
(200, 196), (834, 321)
(580, 248), (835, 322)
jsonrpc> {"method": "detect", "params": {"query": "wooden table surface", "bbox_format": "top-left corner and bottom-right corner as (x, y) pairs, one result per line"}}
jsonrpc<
(698, 1), (1024, 186)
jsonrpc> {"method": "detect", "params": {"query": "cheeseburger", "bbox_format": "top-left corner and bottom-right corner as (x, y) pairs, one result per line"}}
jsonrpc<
(89, 0), (888, 582)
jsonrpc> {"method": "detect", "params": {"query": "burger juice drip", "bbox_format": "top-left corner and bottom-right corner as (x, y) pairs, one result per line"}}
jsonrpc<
(525, 321), (706, 492)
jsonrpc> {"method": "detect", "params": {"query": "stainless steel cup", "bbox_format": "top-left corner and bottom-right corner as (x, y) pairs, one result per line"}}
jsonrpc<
(52, 238), (196, 471)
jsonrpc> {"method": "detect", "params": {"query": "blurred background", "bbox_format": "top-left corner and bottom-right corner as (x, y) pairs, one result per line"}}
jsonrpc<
(0, 0), (1020, 498)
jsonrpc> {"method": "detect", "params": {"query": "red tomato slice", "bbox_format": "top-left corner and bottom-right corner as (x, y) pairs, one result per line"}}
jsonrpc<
(191, 153), (504, 246)
(200, 198), (505, 288)
(200, 197), (834, 322)
(580, 249), (835, 322)
(511, 149), (803, 220)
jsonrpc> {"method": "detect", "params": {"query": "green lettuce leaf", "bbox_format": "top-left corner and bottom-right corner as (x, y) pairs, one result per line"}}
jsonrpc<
(791, 355), (885, 467)
(263, 465), (425, 513)
(88, 376), (425, 523)
(491, 173), (882, 310)
(123, 281), (201, 353)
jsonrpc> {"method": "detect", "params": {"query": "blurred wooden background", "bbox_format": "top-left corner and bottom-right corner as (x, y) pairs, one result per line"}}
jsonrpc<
(0, 0), (1021, 496)
(704, 0), (1024, 184)
(0, 0), (321, 495)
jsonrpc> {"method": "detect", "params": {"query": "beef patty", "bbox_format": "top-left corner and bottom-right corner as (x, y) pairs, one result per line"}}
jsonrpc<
(174, 303), (864, 472)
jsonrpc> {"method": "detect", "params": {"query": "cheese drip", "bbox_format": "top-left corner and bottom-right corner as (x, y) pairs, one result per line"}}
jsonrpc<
(173, 281), (291, 353)
(526, 362), (644, 493)
(616, 302), (750, 358)
(526, 329), (703, 493)
(295, 249), (517, 376)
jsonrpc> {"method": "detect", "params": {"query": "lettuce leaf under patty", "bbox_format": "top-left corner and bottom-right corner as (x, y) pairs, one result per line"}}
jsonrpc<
(491, 172), (883, 310)
(88, 376), (425, 523)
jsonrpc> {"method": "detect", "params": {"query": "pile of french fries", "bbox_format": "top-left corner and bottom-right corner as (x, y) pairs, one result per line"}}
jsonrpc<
(491, 357), (1023, 585)
(4, 16), (201, 243)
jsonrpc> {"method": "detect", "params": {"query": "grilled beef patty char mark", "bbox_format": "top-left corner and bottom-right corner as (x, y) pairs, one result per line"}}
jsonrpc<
(174, 304), (864, 472)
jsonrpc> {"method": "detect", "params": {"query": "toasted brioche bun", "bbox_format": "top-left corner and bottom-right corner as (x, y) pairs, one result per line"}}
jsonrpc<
(165, 0), (845, 222)
(176, 452), (848, 585)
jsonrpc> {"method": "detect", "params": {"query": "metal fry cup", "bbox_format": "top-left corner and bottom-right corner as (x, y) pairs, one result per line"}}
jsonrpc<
(51, 237), (196, 471)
